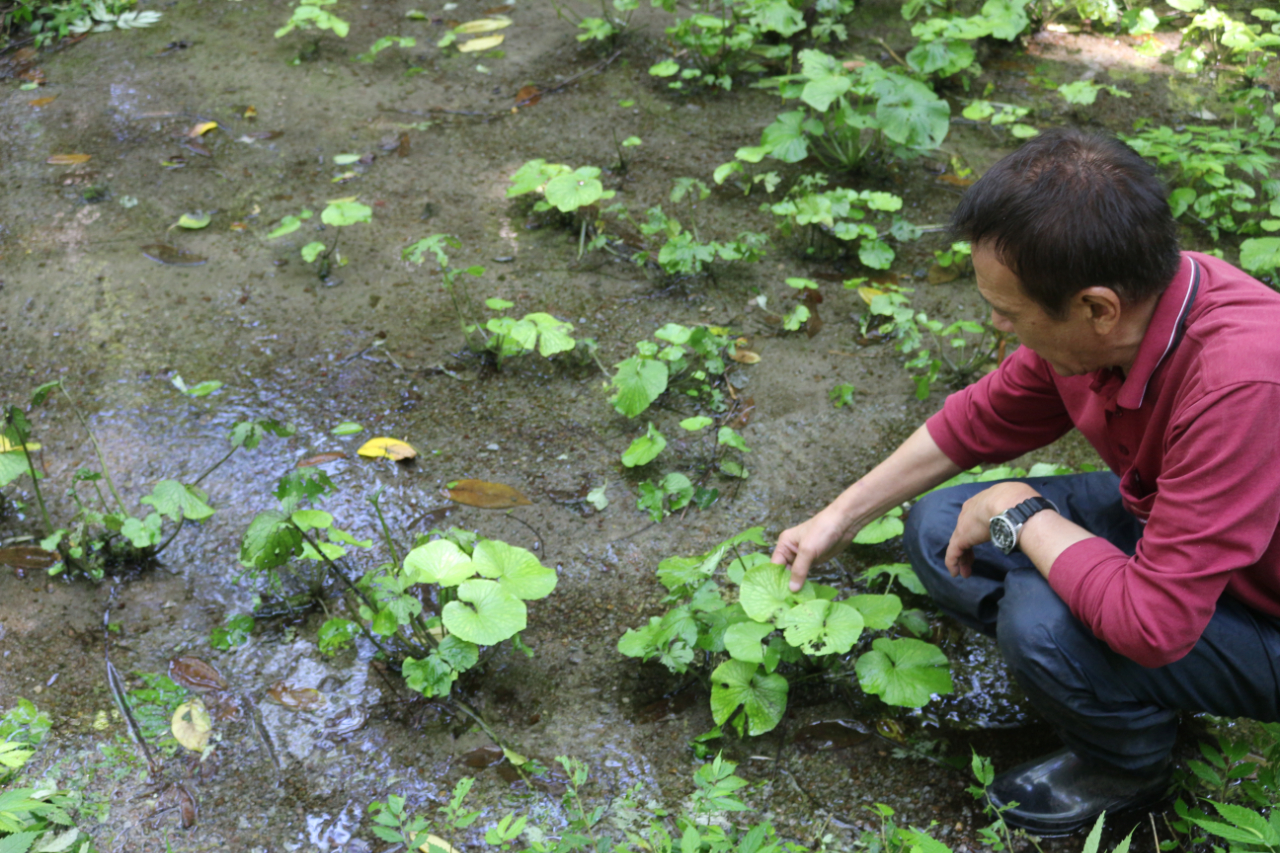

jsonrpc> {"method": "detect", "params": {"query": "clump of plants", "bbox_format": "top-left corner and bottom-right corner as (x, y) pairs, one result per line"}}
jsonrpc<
(734, 49), (951, 173)
(401, 234), (587, 368)
(276, 0), (348, 61)
(855, 281), (1009, 398)
(268, 198), (372, 281)
(0, 698), (98, 851)
(618, 526), (953, 736)
(766, 174), (908, 268)
(1, 380), (292, 580)
(238, 467), (557, 705)
(549, 0), (639, 46)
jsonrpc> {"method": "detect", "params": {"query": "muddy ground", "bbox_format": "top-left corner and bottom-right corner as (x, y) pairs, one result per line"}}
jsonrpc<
(0, 1), (1249, 851)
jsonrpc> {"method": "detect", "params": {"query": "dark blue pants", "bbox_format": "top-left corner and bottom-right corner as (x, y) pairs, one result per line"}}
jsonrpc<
(905, 472), (1280, 772)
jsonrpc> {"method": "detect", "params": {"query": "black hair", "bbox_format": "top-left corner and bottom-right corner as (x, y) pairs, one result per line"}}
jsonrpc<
(951, 127), (1181, 319)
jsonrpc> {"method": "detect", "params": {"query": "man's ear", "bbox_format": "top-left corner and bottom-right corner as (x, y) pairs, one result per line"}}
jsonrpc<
(1077, 287), (1123, 333)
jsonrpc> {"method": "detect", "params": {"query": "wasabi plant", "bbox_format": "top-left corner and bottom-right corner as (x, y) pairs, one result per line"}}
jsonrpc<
(402, 233), (486, 345)
(608, 323), (749, 419)
(239, 470), (557, 704)
(474, 298), (580, 369)
(0, 699), (97, 851)
(768, 176), (908, 268)
(550, 0), (639, 46)
(276, 0), (349, 43)
(506, 159), (616, 256)
(618, 526), (953, 736)
(268, 199), (372, 281)
(1, 380), (292, 580)
(902, 0), (1032, 81)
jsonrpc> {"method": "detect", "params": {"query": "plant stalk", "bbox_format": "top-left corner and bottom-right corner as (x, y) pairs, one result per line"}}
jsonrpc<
(60, 386), (127, 512)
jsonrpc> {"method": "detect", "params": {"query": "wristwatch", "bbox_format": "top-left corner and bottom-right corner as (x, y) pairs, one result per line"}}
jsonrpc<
(989, 496), (1060, 555)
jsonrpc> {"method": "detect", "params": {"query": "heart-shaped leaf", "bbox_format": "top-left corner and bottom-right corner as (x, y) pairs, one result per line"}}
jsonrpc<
(845, 593), (902, 630)
(472, 539), (557, 600)
(723, 621), (774, 664)
(738, 563), (794, 623)
(710, 659), (789, 736)
(778, 599), (864, 655)
(404, 539), (476, 587)
(442, 579), (526, 645)
(856, 637), (953, 707)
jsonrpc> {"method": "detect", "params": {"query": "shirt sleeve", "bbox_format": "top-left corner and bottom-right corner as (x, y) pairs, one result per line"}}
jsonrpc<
(1049, 382), (1280, 668)
(926, 345), (1075, 470)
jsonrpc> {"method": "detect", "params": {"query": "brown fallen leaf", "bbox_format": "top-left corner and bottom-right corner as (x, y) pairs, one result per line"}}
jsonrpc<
(357, 437), (417, 461)
(182, 140), (212, 157)
(793, 719), (871, 751)
(47, 154), (91, 165)
(247, 130), (283, 140)
(0, 546), (60, 570)
(141, 244), (207, 266)
(726, 397), (755, 430)
(729, 348), (761, 364)
(484, 4), (515, 12)
(296, 452), (348, 468)
(937, 173), (975, 187)
(446, 479), (531, 509)
(266, 682), (327, 711)
(515, 85), (541, 106)
(395, 132), (410, 158)
(175, 782), (198, 829)
(927, 263), (961, 285)
(243, 106), (257, 119)
(805, 309), (824, 339)
(462, 743), (505, 768)
(29, 96), (56, 107)
(169, 656), (228, 692)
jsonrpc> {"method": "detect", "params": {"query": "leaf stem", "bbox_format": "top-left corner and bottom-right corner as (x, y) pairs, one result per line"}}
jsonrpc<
(60, 385), (127, 512)
(17, 439), (53, 536)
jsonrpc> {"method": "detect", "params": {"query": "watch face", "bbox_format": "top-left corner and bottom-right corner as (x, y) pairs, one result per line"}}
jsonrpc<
(990, 517), (1016, 553)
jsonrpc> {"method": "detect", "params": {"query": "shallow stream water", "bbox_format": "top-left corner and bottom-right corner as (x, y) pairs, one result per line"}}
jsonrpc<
(0, 1), (1247, 850)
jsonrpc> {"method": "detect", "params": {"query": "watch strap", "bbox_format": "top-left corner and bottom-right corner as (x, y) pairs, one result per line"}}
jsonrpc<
(1005, 496), (1060, 526)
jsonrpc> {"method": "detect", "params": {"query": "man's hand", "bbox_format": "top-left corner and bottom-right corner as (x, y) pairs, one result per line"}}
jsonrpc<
(771, 505), (860, 592)
(944, 482), (1041, 578)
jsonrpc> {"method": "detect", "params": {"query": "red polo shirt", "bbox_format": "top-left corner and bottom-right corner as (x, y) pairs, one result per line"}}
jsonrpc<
(926, 252), (1280, 667)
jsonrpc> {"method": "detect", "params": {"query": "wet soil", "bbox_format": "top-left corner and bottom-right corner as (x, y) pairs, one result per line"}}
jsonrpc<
(0, 1), (1248, 851)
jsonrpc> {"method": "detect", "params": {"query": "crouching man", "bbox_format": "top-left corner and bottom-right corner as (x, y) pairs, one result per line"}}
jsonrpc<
(771, 127), (1280, 835)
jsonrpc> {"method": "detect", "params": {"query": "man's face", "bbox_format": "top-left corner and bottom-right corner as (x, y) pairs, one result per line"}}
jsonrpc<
(973, 243), (1103, 377)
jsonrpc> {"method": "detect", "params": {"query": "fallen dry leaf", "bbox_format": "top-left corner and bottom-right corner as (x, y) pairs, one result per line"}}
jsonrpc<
(446, 479), (531, 509)
(243, 106), (257, 119)
(484, 4), (515, 12)
(47, 154), (91, 165)
(729, 349), (761, 364)
(171, 700), (213, 752)
(841, 59), (866, 70)
(169, 656), (228, 692)
(141, 244), (207, 266)
(182, 140), (212, 157)
(0, 546), (59, 570)
(420, 835), (463, 853)
(458, 33), (504, 52)
(857, 286), (886, 305)
(28, 96), (56, 107)
(266, 682), (327, 711)
(515, 85), (541, 106)
(0, 436), (41, 453)
(927, 263), (961, 285)
(187, 121), (218, 137)
(297, 452), (348, 468)
(937, 173), (975, 188)
(357, 437), (417, 461)
(455, 15), (512, 33)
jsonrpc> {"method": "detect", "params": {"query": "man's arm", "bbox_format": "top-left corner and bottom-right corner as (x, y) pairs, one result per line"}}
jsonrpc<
(943, 481), (1096, 578)
(771, 423), (962, 592)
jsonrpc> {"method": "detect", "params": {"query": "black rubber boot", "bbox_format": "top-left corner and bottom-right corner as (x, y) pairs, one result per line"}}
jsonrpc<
(985, 748), (1172, 836)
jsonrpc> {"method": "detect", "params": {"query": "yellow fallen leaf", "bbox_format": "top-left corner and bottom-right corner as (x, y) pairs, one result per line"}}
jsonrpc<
(187, 121), (218, 137)
(47, 154), (91, 165)
(857, 287), (885, 306)
(29, 96), (57, 107)
(420, 835), (462, 853)
(458, 34), (504, 52)
(357, 437), (418, 461)
(171, 700), (212, 752)
(445, 479), (531, 508)
(0, 436), (40, 453)
(454, 15), (511, 33)
(729, 349), (761, 364)
(243, 106), (257, 119)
